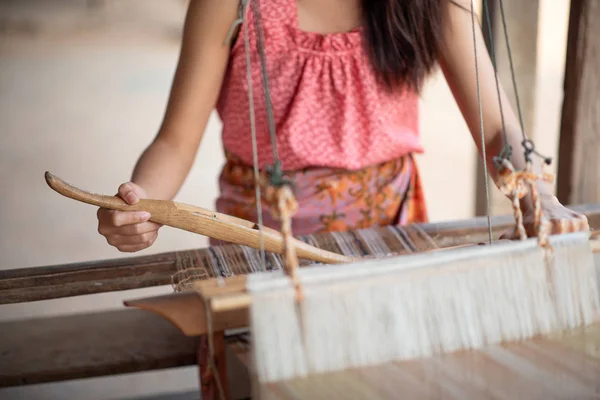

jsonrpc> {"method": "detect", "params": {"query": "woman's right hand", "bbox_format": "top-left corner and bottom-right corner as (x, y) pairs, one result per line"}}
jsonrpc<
(97, 182), (162, 252)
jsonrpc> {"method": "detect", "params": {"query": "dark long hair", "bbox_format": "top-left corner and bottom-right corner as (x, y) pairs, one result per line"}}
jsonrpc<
(361, 0), (464, 92)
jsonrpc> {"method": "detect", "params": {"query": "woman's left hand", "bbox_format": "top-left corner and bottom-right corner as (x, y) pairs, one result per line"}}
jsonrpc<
(502, 195), (589, 239)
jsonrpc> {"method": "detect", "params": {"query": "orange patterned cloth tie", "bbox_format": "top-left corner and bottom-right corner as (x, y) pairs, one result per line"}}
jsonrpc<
(212, 151), (428, 242)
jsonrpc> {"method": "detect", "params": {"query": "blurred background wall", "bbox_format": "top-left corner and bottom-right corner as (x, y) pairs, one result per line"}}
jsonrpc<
(0, 0), (571, 398)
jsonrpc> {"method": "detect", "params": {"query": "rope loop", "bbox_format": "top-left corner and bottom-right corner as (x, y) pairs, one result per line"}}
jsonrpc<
(265, 161), (294, 189)
(521, 139), (535, 162)
(520, 139), (553, 166)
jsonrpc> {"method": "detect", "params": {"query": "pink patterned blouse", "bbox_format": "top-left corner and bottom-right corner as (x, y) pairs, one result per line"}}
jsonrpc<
(215, 0), (423, 172)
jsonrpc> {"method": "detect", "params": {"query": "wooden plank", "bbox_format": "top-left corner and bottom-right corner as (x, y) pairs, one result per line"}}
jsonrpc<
(199, 332), (230, 400)
(0, 309), (199, 387)
(124, 292), (249, 337)
(557, 0), (600, 205)
(258, 323), (600, 399)
(2, 203), (600, 305)
(476, 0), (540, 217)
(0, 252), (177, 304)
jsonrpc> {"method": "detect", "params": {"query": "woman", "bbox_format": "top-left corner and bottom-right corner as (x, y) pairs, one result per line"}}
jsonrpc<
(97, 0), (588, 253)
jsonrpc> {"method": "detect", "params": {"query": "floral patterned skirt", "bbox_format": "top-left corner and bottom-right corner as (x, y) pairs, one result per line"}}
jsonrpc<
(214, 152), (428, 238)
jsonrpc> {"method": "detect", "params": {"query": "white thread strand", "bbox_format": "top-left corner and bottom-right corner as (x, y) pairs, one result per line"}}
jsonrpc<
(470, 0), (494, 245)
(241, 0), (266, 268)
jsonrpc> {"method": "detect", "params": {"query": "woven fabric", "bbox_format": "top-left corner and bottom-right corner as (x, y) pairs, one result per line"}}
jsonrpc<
(216, 0), (422, 171)
(172, 223), (439, 291)
(214, 152), (428, 237)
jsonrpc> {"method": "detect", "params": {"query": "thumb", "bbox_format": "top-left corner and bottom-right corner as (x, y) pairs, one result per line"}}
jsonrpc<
(118, 182), (147, 205)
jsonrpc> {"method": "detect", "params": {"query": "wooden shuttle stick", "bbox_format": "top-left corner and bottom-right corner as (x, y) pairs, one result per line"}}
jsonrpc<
(44, 172), (355, 265)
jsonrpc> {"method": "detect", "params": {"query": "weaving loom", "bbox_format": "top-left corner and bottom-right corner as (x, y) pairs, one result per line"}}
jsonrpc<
(43, 167), (600, 399)
(41, 0), (600, 399)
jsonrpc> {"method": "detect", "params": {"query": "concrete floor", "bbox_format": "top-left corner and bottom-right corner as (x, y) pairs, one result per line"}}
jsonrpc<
(0, 0), (570, 399)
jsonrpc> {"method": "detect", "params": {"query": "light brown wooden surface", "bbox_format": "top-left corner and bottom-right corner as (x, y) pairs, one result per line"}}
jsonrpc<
(257, 322), (600, 400)
(0, 309), (199, 387)
(124, 291), (249, 337)
(0, 251), (177, 304)
(557, 0), (600, 205)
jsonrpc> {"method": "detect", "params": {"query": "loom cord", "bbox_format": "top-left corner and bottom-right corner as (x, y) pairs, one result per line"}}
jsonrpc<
(250, 0), (284, 185)
(240, 0), (268, 272)
(482, 0), (553, 166)
(481, 0), (512, 165)
(204, 298), (227, 400)
(469, 0), (494, 245)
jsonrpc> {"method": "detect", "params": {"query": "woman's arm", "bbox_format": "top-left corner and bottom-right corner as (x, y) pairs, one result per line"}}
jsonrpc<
(96, 0), (241, 252)
(437, 1), (589, 235)
(130, 0), (240, 200)
(438, 0), (552, 197)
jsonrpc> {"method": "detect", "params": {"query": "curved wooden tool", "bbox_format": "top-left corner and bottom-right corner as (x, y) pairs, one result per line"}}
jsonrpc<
(124, 292), (247, 336)
(45, 172), (355, 265)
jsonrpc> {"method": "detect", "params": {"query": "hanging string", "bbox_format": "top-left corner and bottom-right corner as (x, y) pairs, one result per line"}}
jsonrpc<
(469, 0), (494, 245)
(481, 0), (512, 167)
(495, 0), (552, 166)
(497, 0), (526, 139)
(203, 299), (227, 400)
(240, 0), (267, 270)
(249, 0), (290, 187)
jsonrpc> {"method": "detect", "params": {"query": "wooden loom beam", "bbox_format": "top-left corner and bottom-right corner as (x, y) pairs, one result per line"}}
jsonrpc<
(0, 309), (199, 387)
(2, 202), (600, 305)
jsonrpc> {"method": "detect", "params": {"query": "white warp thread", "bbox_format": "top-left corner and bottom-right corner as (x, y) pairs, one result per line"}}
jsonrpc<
(247, 232), (600, 383)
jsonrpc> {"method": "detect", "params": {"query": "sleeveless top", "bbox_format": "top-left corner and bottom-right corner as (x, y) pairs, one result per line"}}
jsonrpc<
(215, 0), (423, 172)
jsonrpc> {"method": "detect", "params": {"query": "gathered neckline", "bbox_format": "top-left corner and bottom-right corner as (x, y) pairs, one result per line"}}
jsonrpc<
(286, 24), (363, 53)
(287, 0), (363, 51)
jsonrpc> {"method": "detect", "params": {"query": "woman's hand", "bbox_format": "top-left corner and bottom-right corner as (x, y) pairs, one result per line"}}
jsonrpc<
(502, 194), (589, 239)
(97, 182), (162, 252)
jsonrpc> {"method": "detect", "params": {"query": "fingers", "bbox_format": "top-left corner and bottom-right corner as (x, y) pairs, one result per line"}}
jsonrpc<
(109, 221), (161, 236)
(500, 211), (589, 240)
(97, 208), (151, 231)
(98, 219), (160, 237)
(105, 231), (158, 249)
(542, 209), (588, 235)
(112, 240), (157, 253)
(118, 182), (147, 205)
(574, 213), (590, 231)
(99, 221), (160, 252)
(95, 181), (159, 253)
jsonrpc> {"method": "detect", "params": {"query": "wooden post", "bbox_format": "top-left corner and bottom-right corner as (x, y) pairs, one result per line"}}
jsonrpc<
(199, 332), (230, 400)
(475, 0), (540, 216)
(557, 0), (600, 205)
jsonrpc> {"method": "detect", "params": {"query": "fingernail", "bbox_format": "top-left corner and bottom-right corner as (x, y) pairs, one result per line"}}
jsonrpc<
(140, 212), (151, 220)
(126, 193), (137, 204)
